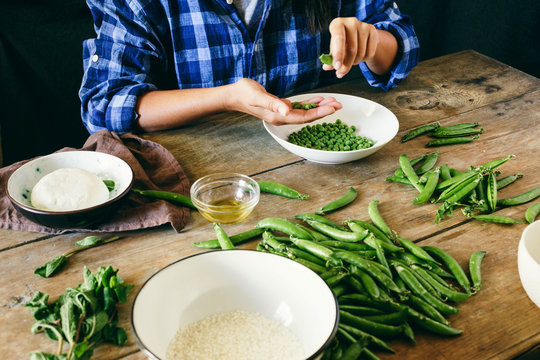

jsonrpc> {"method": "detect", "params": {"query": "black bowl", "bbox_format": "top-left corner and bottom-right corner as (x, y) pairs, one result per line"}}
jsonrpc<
(6, 151), (134, 229)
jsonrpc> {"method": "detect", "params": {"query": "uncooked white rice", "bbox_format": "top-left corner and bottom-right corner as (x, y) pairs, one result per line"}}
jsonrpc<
(166, 310), (305, 360)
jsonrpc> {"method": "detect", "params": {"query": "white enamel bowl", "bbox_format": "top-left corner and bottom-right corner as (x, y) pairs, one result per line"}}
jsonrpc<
(518, 220), (540, 308)
(264, 93), (399, 164)
(6, 150), (133, 228)
(131, 250), (339, 360)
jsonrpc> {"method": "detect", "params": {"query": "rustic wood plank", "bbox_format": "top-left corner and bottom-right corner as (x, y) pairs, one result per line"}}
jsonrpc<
(0, 229), (48, 251)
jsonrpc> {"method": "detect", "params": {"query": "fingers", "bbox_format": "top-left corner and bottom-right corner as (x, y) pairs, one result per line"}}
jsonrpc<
(327, 18), (379, 78)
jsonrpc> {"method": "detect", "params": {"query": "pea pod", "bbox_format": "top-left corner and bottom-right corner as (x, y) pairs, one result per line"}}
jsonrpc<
(397, 237), (438, 265)
(294, 212), (347, 230)
(430, 127), (484, 138)
(407, 308), (462, 336)
(193, 228), (264, 249)
(338, 323), (395, 353)
(364, 233), (390, 275)
(295, 223), (330, 241)
(306, 219), (367, 242)
(340, 310), (403, 339)
(410, 264), (470, 302)
(364, 235), (403, 253)
(394, 154), (428, 177)
(415, 151), (440, 174)
(406, 293), (448, 324)
(368, 200), (394, 239)
(471, 214), (524, 224)
(131, 188), (196, 209)
(333, 251), (402, 293)
(440, 163), (452, 181)
(486, 172), (497, 212)
(338, 339), (365, 360)
(399, 154), (424, 192)
(425, 135), (479, 147)
(469, 251), (486, 292)
(413, 167), (440, 204)
(257, 181), (309, 200)
(496, 173), (523, 189)
(255, 218), (313, 239)
(212, 223), (234, 250)
(525, 202), (540, 223)
(392, 262), (459, 315)
(385, 176), (412, 185)
(316, 187), (358, 215)
(401, 123), (440, 142)
(318, 240), (371, 252)
(345, 220), (393, 245)
(438, 122), (480, 130)
(350, 266), (381, 300)
(289, 237), (336, 264)
(497, 187), (540, 206)
(423, 246), (471, 293)
(339, 305), (385, 316)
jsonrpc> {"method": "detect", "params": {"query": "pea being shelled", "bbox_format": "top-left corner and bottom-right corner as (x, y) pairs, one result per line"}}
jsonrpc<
(288, 119), (374, 151)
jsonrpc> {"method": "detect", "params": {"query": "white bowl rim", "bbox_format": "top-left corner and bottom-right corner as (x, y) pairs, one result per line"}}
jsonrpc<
(5, 150), (134, 215)
(262, 92), (399, 164)
(130, 249), (340, 360)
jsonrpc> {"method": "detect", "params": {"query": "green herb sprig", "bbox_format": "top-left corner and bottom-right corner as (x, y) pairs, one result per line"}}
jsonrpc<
(34, 236), (121, 278)
(26, 265), (133, 360)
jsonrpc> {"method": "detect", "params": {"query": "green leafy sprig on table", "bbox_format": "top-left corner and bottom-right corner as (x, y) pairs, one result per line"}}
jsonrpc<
(26, 266), (133, 360)
(34, 236), (122, 278)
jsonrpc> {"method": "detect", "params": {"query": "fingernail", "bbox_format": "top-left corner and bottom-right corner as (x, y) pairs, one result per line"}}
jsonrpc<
(336, 72), (344, 79)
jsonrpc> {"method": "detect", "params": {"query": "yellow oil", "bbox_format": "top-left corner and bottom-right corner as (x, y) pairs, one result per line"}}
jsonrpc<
(198, 199), (252, 224)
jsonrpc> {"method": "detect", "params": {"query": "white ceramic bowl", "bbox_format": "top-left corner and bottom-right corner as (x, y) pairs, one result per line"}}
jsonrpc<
(6, 150), (134, 228)
(131, 250), (339, 360)
(264, 92), (399, 164)
(518, 220), (540, 307)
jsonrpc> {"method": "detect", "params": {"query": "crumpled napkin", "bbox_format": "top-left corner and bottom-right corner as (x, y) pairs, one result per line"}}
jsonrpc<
(0, 130), (191, 234)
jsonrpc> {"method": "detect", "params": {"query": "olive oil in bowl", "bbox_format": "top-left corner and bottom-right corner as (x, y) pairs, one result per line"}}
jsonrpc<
(190, 173), (260, 224)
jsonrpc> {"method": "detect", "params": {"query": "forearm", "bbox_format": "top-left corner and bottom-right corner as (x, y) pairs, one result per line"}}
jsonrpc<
(365, 29), (398, 75)
(135, 85), (235, 132)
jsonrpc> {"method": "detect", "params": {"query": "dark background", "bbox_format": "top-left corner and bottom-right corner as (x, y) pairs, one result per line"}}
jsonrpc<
(1, 0), (539, 166)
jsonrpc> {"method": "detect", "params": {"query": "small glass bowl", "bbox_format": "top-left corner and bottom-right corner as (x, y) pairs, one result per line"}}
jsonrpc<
(190, 173), (260, 224)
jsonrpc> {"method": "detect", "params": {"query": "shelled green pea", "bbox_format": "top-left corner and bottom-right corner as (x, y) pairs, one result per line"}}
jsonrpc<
(287, 119), (374, 151)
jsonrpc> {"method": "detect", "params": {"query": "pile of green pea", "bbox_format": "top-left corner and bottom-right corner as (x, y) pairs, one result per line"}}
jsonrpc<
(288, 119), (374, 151)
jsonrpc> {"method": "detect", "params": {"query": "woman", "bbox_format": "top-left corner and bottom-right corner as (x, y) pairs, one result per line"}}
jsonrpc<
(80, 0), (419, 134)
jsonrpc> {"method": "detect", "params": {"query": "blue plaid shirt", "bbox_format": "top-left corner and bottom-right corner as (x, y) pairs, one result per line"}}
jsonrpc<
(80, 0), (419, 134)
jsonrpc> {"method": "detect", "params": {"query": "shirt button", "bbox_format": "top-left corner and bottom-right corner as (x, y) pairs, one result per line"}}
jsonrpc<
(92, 54), (99, 62)
(226, 0), (233, 4)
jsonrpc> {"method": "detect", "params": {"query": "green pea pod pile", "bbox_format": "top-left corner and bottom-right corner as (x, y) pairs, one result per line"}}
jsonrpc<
(215, 202), (483, 358)
(387, 153), (539, 224)
(192, 196), (487, 357)
(401, 122), (483, 147)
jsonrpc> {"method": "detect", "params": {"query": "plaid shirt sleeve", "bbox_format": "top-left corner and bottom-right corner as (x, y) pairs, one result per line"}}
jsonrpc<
(356, 0), (420, 91)
(79, 0), (164, 134)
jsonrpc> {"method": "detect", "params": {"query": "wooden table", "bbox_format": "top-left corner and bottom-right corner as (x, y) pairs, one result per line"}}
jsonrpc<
(1, 50), (539, 359)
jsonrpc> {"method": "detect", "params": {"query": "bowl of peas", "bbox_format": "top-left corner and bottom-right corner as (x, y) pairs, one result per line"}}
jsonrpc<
(264, 93), (399, 164)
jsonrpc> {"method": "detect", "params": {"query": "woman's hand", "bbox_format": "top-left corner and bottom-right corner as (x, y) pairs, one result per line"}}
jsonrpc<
(324, 17), (397, 78)
(227, 79), (342, 125)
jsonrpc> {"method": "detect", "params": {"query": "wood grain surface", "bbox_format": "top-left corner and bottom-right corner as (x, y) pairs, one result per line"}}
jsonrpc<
(1, 50), (539, 360)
